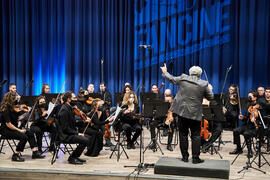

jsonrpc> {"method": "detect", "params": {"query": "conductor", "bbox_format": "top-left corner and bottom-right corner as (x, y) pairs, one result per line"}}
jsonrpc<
(161, 63), (214, 164)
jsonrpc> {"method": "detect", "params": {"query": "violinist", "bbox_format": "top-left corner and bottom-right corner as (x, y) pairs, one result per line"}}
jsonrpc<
(58, 91), (90, 164)
(223, 93), (240, 129)
(164, 89), (176, 151)
(9, 83), (17, 94)
(87, 83), (95, 94)
(221, 84), (237, 106)
(230, 91), (259, 158)
(0, 92), (45, 162)
(151, 84), (163, 99)
(120, 91), (141, 149)
(30, 96), (57, 153)
(84, 100), (114, 156)
(257, 87), (270, 151)
(120, 84), (132, 102)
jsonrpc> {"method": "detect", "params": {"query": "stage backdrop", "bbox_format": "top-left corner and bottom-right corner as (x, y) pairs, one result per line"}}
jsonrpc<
(1, 0), (270, 102)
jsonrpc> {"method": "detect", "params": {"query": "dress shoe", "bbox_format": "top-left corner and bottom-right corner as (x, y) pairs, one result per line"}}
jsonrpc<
(127, 143), (132, 149)
(32, 151), (45, 159)
(76, 157), (86, 163)
(229, 148), (243, 154)
(247, 151), (253, 158)
(167, 145), (173, 151)
(192, 158), (204, 164)
(68, 157), (83, 165)
(12, 153), (25, 162)
(181, 157), (188, 162)
(131, 143), (136, 149)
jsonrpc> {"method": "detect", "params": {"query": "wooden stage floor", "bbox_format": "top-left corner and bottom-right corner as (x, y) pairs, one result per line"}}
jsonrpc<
(0, 128), (270, 180)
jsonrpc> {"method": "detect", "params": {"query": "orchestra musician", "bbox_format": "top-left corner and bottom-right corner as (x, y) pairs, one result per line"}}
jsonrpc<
(0, 92), (45, 162)
(99, 82), (114, 147)
(229, 91), (259, 158)
(84, 100), (114, 156)
(30, 96), (57, 153)
(58, 91), (90, 165)
(164, 89), (176, 151)
(120, 91), (141, 149)
(87, 83), (95, 94)
(9, 83), (17, 94)
(161, 64), (213, 164)
(223, 93), (240, 130)
(257, 86), (265, 101)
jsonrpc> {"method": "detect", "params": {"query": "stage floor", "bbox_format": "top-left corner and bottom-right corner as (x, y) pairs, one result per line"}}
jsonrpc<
(0, 128), (270, 180)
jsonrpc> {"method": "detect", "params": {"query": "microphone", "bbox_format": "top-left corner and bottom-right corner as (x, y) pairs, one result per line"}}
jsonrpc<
(138, 45), (151, 49)
(228, 65), (233, 71)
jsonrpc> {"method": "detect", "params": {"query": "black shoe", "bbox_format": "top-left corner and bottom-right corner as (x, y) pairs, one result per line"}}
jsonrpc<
(229, 148), (243, 154)
(247, 151), (253, 158)
(32, 151), (45, 159)
(149, 141), (156, 150)
(192, 158), (204, 164)
(127, 143), (132, 149)
(131, 143), (136, 149)
(167, 145), (173, 151)
(181, 157), (188, 162)
(48, 146), (55, 152)
(68, 157), (83, 165)
(12, 153), (25, 162)
(76, 157), (86, 163)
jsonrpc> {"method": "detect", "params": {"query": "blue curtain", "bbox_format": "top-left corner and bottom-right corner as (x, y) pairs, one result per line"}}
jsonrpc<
(1, 0), (270, 100)
(134, 0), (270, 96)
(0, 0), (134, 100)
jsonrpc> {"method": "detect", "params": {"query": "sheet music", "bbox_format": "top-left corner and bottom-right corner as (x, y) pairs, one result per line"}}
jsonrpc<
(46, 102), (55, 119)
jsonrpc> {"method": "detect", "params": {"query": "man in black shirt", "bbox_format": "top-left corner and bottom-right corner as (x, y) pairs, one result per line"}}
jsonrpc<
(58, 91), (90, 165)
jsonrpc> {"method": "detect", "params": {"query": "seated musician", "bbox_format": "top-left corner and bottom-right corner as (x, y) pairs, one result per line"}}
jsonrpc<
(87, 83), (95, 94)
(120, 91), (141, 149)
(85, 100), (113, 156)
(258, 87), (270, 151)
(58, 91), (90, 164)
(30, 96), (56, 152)
(0, 92), (45, 162)
(99, 82), (114, 147)
(164, 89), (176, 151)
(230, 91), (259, 158)
(223, 93), (240, 130)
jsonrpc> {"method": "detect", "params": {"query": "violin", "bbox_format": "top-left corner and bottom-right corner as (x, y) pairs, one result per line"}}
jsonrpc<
(104, 109), (111, 139)
(165, 110), (174, 132)
(248, 104), (259, 130)
(13, 104), (31, 112)
(200, 118), (210, 140)
(86, 97), (101, 104)
(73, 107), (87, 121)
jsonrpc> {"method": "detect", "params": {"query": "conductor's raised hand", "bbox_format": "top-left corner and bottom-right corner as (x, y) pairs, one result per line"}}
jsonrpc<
(160, 63), (167, 73)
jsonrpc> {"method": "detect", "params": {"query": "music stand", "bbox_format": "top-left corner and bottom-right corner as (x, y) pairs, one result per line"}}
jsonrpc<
(143, 100), (168, 155)
(20, 95), (38, 107)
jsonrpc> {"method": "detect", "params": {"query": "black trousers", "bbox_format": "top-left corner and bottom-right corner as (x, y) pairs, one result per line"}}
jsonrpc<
(233, 125), (256, 151)
(178, 116), (201, 159)
(1, 128), (37, 152)
(164, 121), (176, 145)
(30, 123), (57, 151)
(149, 118), (163, 140)
(65, 134), (90, 158)
(122, 123), (142, 144)
(203, 121), (222, 146)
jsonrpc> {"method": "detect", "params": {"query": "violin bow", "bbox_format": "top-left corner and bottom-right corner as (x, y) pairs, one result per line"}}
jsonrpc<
(82, 109), (97, 134)
(236, 86), (242, 115)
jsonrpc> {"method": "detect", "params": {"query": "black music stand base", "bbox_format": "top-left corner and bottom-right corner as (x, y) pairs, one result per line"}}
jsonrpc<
(109, 132), (129, 162)
(238, 158), (266, 174)
(144, 138), (164, 155)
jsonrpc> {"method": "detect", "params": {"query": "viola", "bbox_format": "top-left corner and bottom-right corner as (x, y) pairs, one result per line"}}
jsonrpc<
(13, 104), (31, 112)
(248, 104), (259, 130)
(73, 107), (87, 121)
(200, 119), (210, 140)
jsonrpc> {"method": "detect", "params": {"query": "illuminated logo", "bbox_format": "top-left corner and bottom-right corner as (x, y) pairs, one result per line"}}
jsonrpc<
(134, 0), (231, 70)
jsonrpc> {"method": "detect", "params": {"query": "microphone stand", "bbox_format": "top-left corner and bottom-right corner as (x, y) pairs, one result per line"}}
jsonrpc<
(220, 66), (232, 105)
